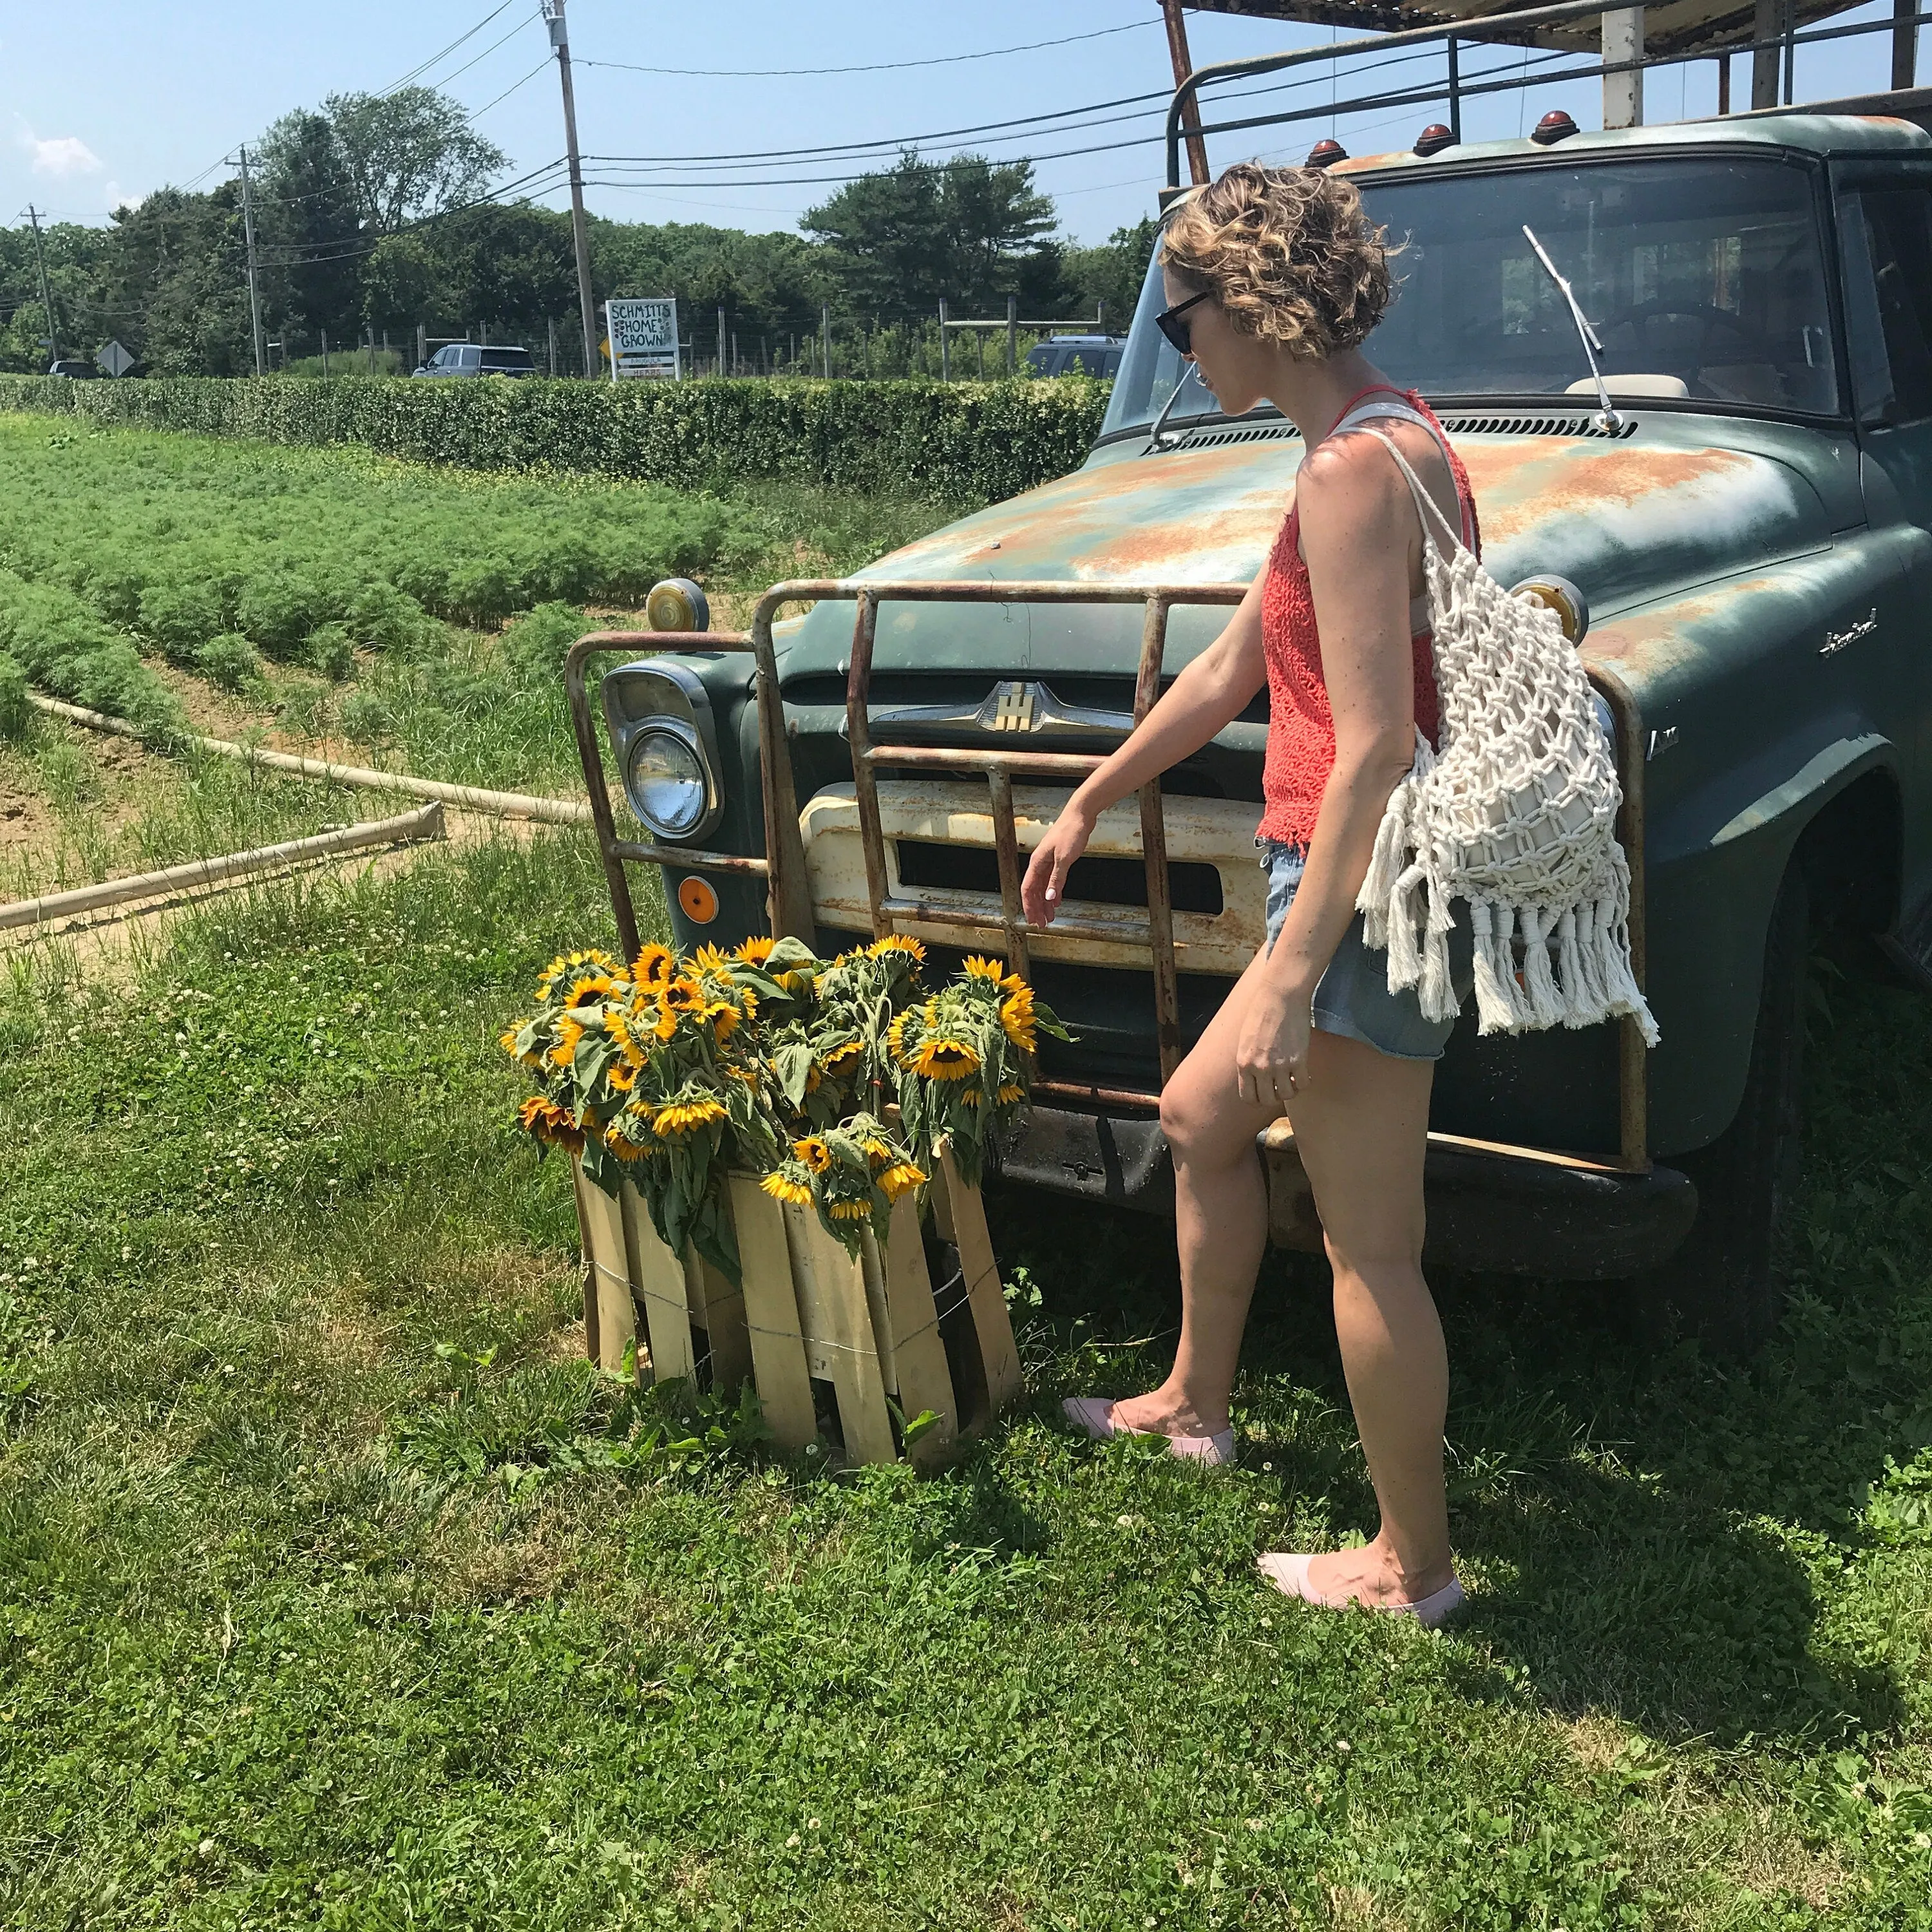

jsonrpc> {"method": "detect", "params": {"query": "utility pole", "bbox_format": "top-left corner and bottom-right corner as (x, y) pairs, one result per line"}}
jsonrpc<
(25, 205), (58, 365)
(717, 303), (726, 375)
(821, 303), (831, 379)
(1160, 0), (1211, 187)
(544, 0), (600, 377)
(237, 146), (267, 377)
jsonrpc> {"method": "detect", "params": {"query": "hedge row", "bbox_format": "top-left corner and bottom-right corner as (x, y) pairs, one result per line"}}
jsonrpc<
(0, 374), (1113, 502)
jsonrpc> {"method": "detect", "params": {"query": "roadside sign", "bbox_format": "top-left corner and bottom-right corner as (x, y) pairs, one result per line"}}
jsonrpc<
(95, 339), (135, 377)
(605, 298), (679, 381)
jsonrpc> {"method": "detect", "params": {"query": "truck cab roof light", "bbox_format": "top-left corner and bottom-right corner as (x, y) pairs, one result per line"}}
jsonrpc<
(1531, 109), (1579, 146)
(1305, 138), (1347, 168)
(1414, 124), (1457, 156)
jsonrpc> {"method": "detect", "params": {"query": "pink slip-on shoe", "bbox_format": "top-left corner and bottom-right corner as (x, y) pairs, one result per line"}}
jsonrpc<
(1061, 1396), (1235, 1466)
(1256, 1552), (1464, 1627)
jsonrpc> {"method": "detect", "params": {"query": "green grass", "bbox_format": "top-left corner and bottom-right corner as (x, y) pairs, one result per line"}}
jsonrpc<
(0, 835), (1927, 1929)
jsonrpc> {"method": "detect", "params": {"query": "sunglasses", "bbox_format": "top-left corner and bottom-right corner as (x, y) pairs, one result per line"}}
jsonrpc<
(1155, 290), (1212, 356)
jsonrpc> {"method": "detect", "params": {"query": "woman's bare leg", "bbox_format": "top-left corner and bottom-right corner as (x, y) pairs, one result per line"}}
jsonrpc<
(1112, 947), (1283, 1439)
(1287, 1029), (1454, 1604)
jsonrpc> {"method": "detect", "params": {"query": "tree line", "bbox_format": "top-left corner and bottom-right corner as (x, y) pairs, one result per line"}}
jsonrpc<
(0, 87), (1157, 377)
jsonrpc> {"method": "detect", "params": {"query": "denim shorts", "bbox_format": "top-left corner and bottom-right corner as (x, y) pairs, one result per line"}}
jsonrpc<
(1260, 840), (1473, 1063)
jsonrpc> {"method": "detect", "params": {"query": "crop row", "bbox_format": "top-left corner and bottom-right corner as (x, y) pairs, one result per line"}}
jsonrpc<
(0, 418), (756, 693)
(0, 372), (1110, 503)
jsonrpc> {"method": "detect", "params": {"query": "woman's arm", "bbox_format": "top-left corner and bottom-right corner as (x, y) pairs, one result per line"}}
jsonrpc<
(1233, 437), (1426, 1111)
(1021, 574), (1269, 925)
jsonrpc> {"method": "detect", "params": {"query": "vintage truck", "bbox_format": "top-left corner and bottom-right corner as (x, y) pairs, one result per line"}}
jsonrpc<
(566, 6), (1932, 1355)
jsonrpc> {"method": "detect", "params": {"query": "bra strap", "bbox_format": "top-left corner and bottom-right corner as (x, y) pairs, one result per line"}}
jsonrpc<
(1327, 399), (1473, 548)
(1354, 428), (1467, 558)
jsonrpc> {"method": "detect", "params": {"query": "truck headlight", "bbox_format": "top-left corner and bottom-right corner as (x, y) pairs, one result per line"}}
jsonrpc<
(625, 723), (708, 837)
(601, 658), (724, 843)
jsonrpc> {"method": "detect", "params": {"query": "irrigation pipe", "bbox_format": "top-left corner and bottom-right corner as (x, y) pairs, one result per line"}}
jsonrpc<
(26, 694), (596, 826)
(0, 802), (446, 933)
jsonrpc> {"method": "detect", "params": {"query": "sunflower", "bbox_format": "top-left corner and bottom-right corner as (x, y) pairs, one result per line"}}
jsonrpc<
(999, 985), (1037, 1052)
(603, 1124), (649, 1162)
(706, 998), (744, 1045)
(564, 970), (616, 1008)
(545, 1016), (585, 1070)
(859, 1133), (896, 1165)
(761, 1168), (813, 1207)
(633, 942), (676, 990)
(607, 1060), (638, 1093)
(690, 943), (737, 978)
(517, 1095), (585, 1153)
(827, 1198), (871, 1221)
(538, 948), (618, 1001)
(963, 954), (1006, 983)
(996, 1081), (1026, 1104)
(913, 1035), (980, 1081)
(867, 933), (925, 965)
(878, 1159), (926, 1199)
(818, 1037), (864, 1076)
(886, 1010), (914, 1066)
(792, 1135), (833, 1174)
(654, 1095), (728, 1137)
(732, 936), (777, 965)
(649, 998), (679, 1043)
(604, 1008), (645, 1063)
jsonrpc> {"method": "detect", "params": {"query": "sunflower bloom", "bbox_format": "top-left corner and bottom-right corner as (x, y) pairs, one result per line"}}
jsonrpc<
(793, 1135), (833, 1174)
(654, 1095), (728, 1137)
(761, 1170), (813, 1207)
(691, 943), (737, 976)
(733, 936), (777, 965)
(517, 1095), (585, 1153)
(706, 999), (743, 1044)
(914, 1036), (980, 1081)
(650, 998), (679, 1042)
(545, 1016), (585, 1069)
(878, 1160), (926, 1200)
(859, 1134), (895, 1165)
(608, 1061), (638, 1093)
(819, 1038), (864, 1075)
(634, 943), (676, 990)
(828, 1198), (871, 1221)
(604, 1125), (649, 1162)
(868, 933), (925, 964)
(996, 1081), (1027, 1104)
(963, 954), (1006, 983)
(886, 1010), (914, 1066)
(564, 971), (616, 1008)
(999, 987), (1037, 1052)
(661, 975), (706, 1016)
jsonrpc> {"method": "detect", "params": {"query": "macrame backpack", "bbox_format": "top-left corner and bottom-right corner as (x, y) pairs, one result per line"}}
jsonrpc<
(1344, 415), (1659, 1046)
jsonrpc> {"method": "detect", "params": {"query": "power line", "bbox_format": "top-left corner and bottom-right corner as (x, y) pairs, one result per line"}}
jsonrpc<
(381, 0), (524, 94)
(580, 19), (1159, 79)
(429, 10), (543, 93)
(468, 57), (553, 120)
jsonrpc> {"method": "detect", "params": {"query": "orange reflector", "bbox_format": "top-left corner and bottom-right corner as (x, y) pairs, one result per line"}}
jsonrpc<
(677, 875), (719, 923)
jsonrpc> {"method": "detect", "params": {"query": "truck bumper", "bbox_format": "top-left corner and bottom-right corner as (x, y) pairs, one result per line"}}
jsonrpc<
(997, 1106), (1697, 1281)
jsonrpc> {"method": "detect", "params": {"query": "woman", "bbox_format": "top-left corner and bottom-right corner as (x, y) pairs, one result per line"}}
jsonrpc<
(1021, 162), (1475, 1626)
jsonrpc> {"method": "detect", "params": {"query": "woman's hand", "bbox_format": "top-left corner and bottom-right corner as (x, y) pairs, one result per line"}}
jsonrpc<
(1235, 974), (1313, 1116)
(1022, 804), (1095, 926)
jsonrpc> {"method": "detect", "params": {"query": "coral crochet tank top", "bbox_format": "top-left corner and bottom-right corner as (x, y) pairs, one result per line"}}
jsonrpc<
(1256, 386), (1479, 848)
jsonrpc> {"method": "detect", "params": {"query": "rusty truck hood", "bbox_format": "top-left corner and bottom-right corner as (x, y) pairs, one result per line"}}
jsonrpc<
(782, 415), (1853, 689)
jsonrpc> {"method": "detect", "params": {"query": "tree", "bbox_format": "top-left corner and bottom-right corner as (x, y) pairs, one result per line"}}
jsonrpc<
(1063, 216), (1159, 330)
(259, 110), (365, 345)
(802, 150), (1060, 316)
(365, 203), (576, 342)
(323, 87), (506, 234)
(91, 188), (257, 375)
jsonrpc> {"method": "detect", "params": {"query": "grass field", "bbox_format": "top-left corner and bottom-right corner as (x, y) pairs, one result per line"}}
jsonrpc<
(0, 417), (1927, 1927)
(0, 817), (1927, 1929)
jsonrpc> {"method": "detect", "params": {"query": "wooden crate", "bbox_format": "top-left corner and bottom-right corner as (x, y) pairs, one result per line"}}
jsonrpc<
(572, 1144), (1021, 1467)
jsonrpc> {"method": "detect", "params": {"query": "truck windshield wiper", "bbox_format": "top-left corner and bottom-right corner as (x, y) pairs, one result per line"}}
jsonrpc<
(1148, 363), (1209, 451)
(1520, 225), (1624, 435)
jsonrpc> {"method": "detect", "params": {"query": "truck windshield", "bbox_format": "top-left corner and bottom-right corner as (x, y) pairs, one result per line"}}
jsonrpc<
(1102, 155), (1839, 434)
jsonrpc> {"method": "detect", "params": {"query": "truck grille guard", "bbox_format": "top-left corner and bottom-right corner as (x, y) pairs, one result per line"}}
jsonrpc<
(564, 578), (1651, 1177)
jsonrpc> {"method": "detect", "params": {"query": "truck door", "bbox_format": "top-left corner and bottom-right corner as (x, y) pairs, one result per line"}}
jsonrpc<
(1835, 167), (1932, 817)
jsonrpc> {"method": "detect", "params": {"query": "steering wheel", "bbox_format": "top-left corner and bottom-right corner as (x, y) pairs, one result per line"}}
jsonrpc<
(1593, 299), (1775, 366)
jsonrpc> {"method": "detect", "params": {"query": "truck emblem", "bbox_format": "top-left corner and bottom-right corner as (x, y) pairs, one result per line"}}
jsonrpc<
(1821, 609), (1878, 656)
(989, 681), (1041, 732)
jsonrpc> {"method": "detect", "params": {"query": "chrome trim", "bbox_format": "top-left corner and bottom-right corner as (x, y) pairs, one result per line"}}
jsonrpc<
(601, 658), (725, 842)
(861, 677), (1137, 746)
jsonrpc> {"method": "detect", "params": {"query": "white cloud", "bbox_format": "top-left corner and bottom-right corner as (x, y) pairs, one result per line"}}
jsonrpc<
(17, 126), (104, 178)
(104, 180), (138, 212)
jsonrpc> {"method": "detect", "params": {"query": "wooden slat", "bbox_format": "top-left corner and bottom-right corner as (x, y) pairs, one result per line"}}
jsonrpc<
(873, 1195), (959, 1471)
(621, 1185), (696, 1384)
(575, 1170), (639, 1376)
(726, 1173), (818, 1452)
(687, 1251), (753, 1394)
(934, 1142), (1023, 1417)
(783, 1202), (898, 1466)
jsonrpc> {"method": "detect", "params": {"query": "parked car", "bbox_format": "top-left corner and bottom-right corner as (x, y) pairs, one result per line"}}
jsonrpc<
(46, 359), (98, 379)
(1025, 334), (1126, 378)
(412, 344), (538, 378)
(587, 32), (1932, 1354)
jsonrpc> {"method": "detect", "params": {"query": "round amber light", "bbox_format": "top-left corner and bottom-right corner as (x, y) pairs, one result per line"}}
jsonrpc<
(645, 578), (711, 633)
(677, 875), (720, 923)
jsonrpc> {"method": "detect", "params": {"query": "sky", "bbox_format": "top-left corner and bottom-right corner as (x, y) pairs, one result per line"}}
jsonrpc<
(0, 0), (1911, 249)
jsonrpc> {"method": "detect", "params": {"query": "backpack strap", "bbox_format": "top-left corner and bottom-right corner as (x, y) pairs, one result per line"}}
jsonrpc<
(1328, 399), (1474, 550)
(1351, 426), (1469, 559)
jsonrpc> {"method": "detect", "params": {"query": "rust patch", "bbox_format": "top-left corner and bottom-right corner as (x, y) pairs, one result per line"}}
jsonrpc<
(1584, 575), (1778, 681)
(1463, 444), (1756, 544)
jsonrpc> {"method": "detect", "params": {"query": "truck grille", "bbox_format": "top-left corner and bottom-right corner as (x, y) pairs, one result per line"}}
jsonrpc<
(895, 839), (1225, 914)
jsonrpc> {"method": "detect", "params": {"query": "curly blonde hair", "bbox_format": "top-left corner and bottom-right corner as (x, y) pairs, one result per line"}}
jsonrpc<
(1160, 161), (1392, 359)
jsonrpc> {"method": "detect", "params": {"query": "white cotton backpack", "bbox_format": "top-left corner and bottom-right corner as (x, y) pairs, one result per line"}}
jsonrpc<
(1333, 404), (1658, 1045)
